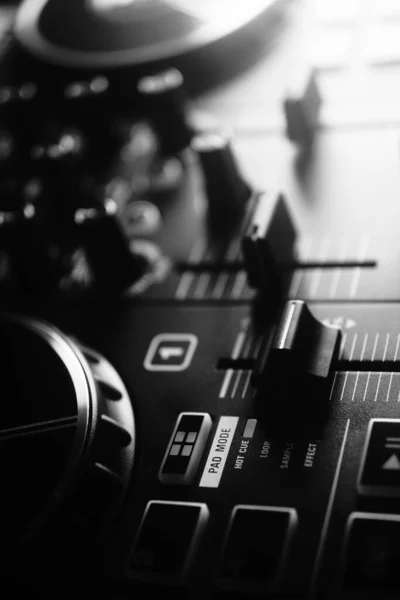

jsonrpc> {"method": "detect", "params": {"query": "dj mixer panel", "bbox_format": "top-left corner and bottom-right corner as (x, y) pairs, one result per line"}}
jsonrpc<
(2, 1), (400, 599)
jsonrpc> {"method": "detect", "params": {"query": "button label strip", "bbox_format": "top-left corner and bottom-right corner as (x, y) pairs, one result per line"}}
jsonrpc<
(199, 416), (239, 488)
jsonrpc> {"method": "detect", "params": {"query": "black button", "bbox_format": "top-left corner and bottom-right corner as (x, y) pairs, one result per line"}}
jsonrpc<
(358, 419), (400, 497)
(342, 512), (400, 596)
(128, 501), (209, 582)
(218, 505), (297, 593)
(159, 412), (212, 485)
(144, 333), (198, 372)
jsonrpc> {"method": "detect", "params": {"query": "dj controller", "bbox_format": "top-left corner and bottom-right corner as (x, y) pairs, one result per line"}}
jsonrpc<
(2, 0), (400, 598)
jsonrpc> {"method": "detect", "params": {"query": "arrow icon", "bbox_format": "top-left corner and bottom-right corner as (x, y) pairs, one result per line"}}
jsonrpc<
(159, 346), (185, 361)
(345, 318), (356, 329)
(144, 333), (198, 372)
(382, 454), (400, 471)
(322, 317), (357, 329)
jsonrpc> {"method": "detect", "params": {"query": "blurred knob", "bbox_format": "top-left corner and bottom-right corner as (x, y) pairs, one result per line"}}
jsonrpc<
(0, 131), (18, 177)
(283, 65), (321, 145)
(31, 128), (87, 241)
(121, 200), (162, 237)
(0, 202), (59, 291)
(0, 81), (38, 137)
(64, 75), (126, 161)
(64, 75), (110, 113)
(192, 131), (251, 235)
(31, 127), (85, 172)
(75, 197), (148, 290)
(137, 68), (192, 155)
(64, 76), (109, 133)
(242, 190), (296, 294)
(0, 82), (39, 176)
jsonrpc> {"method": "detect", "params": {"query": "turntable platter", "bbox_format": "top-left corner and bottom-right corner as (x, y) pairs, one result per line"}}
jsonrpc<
(14, 0), (285, 69)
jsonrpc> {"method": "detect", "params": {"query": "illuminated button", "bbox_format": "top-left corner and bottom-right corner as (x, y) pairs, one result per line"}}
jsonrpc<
(342, 512), (400, 596)
(175, 431), (185, 443)
(159, 412), (212, 484)
(181, 445), (192, 457)
(128, 501), (209, 582)
(358, 419), (400, 497)
(218, 505), (297, 593)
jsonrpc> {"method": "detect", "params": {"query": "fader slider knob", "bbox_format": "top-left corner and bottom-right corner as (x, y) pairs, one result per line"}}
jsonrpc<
(271, 300), (341, 380)
(191, 131), (250, 233)
(283, 65), (321, 144)
(254, 301), (341, 430)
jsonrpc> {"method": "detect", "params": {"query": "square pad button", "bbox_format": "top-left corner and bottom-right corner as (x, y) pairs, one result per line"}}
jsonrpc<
(342, 512), (400, 596)
(128, 501), (209, 582)
(358, 419), (400, 497)
(218, 505), (297, 593)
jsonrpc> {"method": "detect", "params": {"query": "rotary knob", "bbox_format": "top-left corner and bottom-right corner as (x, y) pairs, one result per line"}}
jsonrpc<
(191, 130), (251, 235)
(75, 196), (150, 291)
(137, 68), (192, 155)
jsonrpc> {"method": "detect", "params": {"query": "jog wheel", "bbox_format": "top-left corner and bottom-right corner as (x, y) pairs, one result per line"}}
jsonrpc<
(14, 0), (286, 73)
(0, 314), (135, 595)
